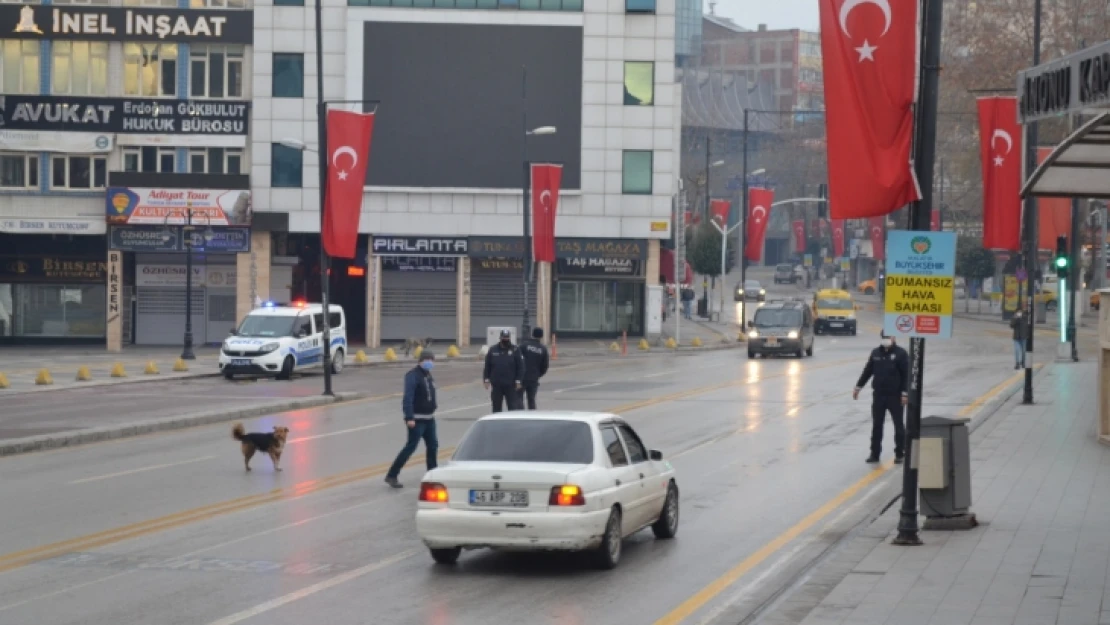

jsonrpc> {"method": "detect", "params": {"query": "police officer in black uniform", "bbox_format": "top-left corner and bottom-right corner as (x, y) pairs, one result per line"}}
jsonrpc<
(853, 331), (909, 464)
(484, 329), (524, 412)
(518, 327), (550, 410)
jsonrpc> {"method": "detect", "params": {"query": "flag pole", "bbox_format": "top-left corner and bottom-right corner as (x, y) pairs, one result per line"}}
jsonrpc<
(315, 0), (333, 397)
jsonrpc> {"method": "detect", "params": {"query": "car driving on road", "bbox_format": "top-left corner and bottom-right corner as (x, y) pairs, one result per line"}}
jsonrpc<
(747, 300), (815, 359)
(415, 412), (679, 569)
(736, 279), (766, 302)
(774, 263), (800, 284)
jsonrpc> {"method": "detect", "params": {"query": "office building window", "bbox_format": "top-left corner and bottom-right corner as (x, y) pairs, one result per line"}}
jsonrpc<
(190, 45), (244, 99)
(622, 151), (652, 195)
(50, 155), (108, 190)
(272, 144), (303, 188)
(188, 0), (248, 7)
(626, 0), (654, 11)
(272, 53), (304, 98)
(1, 40), (41, 95)
(0, 154), (39, 190)
(122, 147), (177, 173)
(623, 61), (654, 106)
(52, 41), (109, 96)
(189, 148), (243, 175)
(124, 0), (177, 5)
(53, 0), (113, 5)
(124, 43), (178, 97)
(274, 0), (303, 5)
(347, 0), (582, 8)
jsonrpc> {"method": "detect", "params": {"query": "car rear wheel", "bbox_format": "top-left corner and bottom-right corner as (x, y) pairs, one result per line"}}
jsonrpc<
(748, 350), (756, 359)
(806, 343), (814, 357)
(223, 371), (234, 380)
(592, 507), (622, 570)
(331, 349), (344, 375)
(652, 483), (680, 539)
(864, 287), (875, 295)
(429, 547), (461, 565)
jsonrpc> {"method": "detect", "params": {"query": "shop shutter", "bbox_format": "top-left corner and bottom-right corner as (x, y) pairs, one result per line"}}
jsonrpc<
(134, 287), (207, 346)
(469, 268), (536, 342)
(381, 271), (456, 341)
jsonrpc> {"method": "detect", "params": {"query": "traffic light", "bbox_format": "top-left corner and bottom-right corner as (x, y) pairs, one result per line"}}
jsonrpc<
(817, 183), (828, 219)
(1055, 235), (1068, 278)
(726, 245), (736, 272)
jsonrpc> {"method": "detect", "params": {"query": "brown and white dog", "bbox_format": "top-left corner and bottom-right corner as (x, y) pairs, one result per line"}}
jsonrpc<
(231, 423), (289, 472)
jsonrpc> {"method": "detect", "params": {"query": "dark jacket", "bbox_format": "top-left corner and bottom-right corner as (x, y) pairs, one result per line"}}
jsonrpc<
(402, 366), (437, 421)
(519, 338), (550, 383)
(484, 343), (524, 387)
(1009, 315), (1027, 341)
(856, 345), (910, 397)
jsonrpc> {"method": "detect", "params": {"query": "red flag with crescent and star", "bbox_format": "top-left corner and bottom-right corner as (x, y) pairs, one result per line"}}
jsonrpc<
(832, 219), (846, 258)
(819, 0), (921, 219)
(977, 97), (1022, 251)
(531, 163), (562, 263)
(869, 216), (886, 260)
(746, 188), (774, 261)
(322, 109), (376, 259)
(930, 209), (940, 231)
(710, 200), (731, 227)
(792, 219), (806, 252)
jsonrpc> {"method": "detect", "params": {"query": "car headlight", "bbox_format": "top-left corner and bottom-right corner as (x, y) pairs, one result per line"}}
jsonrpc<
(748, 330), (759, 338)
(760, 289), (766, 294)
(787, 330), (799, 339)
(846, 313), (856, 319)
(260, 342), (280, 354)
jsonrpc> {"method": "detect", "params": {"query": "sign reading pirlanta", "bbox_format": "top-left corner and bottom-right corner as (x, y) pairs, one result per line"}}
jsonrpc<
(3, 4), (253, 43)
(0, 96), (249, 135)
(882, 230), (957, 339)
(106, 187), (252, 227)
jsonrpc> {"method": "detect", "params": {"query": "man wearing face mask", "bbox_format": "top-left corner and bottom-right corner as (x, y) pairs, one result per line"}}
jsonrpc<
(384, 351), (438, 488)
(853, 331), (909, 464)
(484, 329), (524, 412)
(1009, 307), (1027, 370)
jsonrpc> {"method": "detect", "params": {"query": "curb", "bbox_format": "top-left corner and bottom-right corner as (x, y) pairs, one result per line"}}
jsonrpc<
(0, 391), (369, 457)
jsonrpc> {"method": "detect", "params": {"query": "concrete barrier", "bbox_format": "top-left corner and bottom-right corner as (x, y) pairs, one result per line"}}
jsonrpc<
(691, 337), (703, 347)
(144, 361), (160, 375)
(638, 339), (650, 351)
(446, 345), (460, 358)
(354, 350), (369, 364)
(0, 373), (8, 389)
(76, 366), (92, 381)
(110, 363), (127, 378)
(173, 358), (189, 372)
(35, 369), (53, 386)
(384, 348), (398, 362)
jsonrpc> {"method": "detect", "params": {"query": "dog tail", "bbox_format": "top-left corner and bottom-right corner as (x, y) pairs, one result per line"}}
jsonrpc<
(232, 423), (245, 441)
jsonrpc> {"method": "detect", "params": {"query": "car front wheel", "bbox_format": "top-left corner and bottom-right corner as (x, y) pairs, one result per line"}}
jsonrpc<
(652, 483), (680, 539)
(429, 547), (461, 565)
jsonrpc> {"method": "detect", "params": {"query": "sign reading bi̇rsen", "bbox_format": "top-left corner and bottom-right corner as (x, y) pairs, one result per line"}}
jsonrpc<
(882, 230), (957, 339)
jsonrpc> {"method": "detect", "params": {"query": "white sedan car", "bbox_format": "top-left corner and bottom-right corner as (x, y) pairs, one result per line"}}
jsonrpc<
(415, 412), (679, 569)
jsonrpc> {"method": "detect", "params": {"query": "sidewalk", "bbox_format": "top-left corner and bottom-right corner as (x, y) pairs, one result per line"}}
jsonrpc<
(758, 361), (1108, 625)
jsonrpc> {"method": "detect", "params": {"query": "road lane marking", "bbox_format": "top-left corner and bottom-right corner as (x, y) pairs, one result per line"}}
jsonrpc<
(956, 366), (1037, 418)
(437, 402), (491, 415)
(287, 423), (387, 444)
(553, 382), (603, 393)
(69, 456), (216, 485)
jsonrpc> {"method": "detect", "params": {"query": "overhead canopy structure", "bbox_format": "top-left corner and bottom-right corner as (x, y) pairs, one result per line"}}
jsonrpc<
(1021, 111), (1110, 199)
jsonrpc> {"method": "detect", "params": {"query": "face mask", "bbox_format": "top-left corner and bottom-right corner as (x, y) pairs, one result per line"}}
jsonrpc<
(500, 340), (511, 348)
(421, 360), (434, 371)
(1015, 312), (1023, 317)
(880, 339), (893, 348)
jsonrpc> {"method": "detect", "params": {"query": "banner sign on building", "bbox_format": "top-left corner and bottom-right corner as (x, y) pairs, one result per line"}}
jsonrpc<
(468, 236), (524, 259)
(109, 225), (250, 253)
(882, 230), (958, 339)
(2, 4), (253, 43)
(1017, 39), (1110, 123)
(106, 187), (252, 226)
(0, 217), (105, 235)
(381, 257), (458, 272)
(554, 238), (647, 261)
(557, 257), (642, 276)
(475, 258), (524, 271)
(0, 257), (106, 282)
(0, 130), (112, 153)
(371, 236), (467, 257)
(0, 96), (249, 135)
(135, 264), (237, 287)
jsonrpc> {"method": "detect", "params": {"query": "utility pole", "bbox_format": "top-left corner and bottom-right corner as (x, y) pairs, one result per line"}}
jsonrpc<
(1021, 0), (1042, 405)
(740, 109), (750, 332)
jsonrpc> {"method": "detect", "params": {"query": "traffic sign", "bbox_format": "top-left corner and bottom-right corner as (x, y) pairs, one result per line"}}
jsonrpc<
(882, 230), (957, 339)
(803, 254), (813, 267)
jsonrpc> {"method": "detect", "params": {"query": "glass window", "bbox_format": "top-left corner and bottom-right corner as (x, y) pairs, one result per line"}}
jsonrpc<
(274, 0), (304, 4)
(190, 45), (244, 98)
(0, 284), (11, 338)
(50, 155), (107, 190)
(622, 150), (653, 195)
(312, 313), (324, 331)
(616, 424), (647, 463)
(189, 0), (248, 7)
(272, 144), (303, 188)
(329, 312), (342, 328)
(555, 280), (642, 334)
(454, 419), (595, 464)
(1, 40), (41, 95)
(12, 284), (106, 338)
(122, 147), (176, 173)
(623, 61), (654, 106)
(237, 314), (296, 337)
(124, 43), (178, 97)
(0, 154), (40, 190)
(124, 0), (177, 5)
(601, 426), (629, 467)
(753, 308), (803, 327)
(51, 41), (109, 95)
(626, 0), (654, 11)
(188, 148), (244, 174)
(272, 53), (305, 98)
(347, 0), (582, 7)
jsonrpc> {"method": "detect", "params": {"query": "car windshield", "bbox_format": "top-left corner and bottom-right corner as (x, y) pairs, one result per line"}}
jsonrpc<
(744, 281), (761, 289)
(776, 264), (792, 272)
(454, 419), (594, 464)
(816, 298), (853, 310)
(754, 309), (802, 327)
(237, 315), (296, 337)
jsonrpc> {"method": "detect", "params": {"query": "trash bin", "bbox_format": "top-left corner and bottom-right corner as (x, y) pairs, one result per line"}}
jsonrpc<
(1035, 299), (1047, 324)
(918, 416), (977, 530)
(697, 297), (708, 318)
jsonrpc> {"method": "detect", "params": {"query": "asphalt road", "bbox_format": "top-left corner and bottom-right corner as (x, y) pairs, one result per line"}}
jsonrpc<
(0, 309), (1033, 625)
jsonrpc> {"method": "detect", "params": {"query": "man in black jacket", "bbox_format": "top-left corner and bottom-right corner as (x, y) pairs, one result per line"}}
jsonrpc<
(484, 330), (524, 412)
(384, 351), (438, 488)
(853, 331), (909, 464)
(518, 327), (550, 410)
(1009, 308), (1027, 370)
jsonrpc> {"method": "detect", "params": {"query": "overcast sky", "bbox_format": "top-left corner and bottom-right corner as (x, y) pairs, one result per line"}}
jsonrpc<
(709, 0), (819, 32)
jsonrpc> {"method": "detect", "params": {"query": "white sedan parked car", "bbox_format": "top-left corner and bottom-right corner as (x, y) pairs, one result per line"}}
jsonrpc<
(415, 412), (679, 569)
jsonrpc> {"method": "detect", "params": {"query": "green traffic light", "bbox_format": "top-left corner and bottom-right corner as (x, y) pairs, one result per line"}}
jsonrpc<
(1055, 256), (1068, 268)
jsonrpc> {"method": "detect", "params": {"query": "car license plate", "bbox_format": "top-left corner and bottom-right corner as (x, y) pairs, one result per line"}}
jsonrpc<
(765, 337), (778, 346)
(830, 322), (844, 328)
(231, 359), (251, 366)
(470, 490), (528, 507)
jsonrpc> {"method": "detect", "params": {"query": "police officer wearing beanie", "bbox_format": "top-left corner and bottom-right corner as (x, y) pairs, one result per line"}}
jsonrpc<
(518, 327), (550, 410)
(484, 329), (524, 412)
(853, 331), (909, 464)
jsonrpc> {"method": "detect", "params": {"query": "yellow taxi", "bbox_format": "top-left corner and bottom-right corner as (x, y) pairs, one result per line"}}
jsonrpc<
(812, 288), (857, 335)
(858, 278), (878, 295)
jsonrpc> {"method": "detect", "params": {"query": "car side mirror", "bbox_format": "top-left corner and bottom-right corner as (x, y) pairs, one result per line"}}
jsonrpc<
(649, 449), (663, 461)
(228, 329), (238, 336)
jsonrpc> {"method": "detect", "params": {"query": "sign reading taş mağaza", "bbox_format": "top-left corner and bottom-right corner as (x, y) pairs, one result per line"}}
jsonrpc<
(0, 96), (249, 135)
(3, 4), (253, 44)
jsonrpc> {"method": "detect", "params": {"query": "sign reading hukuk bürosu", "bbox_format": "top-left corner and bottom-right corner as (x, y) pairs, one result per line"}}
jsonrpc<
(2, 4), (253, 44)
(0, 96), (249, 135)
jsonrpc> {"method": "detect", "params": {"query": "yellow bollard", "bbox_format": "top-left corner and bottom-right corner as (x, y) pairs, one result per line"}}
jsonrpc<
(355, 350), (369, 364)
(384, 348), (398, 362)
(144, 361), (160, 375)
(691, 337), (703, 347)
(665, 337), (677, 349)
(413, 345), (423, 359)
(638, 338), (650, 351)
(609, 342), (620, 353)
(110, 363), (127, 378)
(76, 366), (92, 381)
(446, 345), (460, 358)
(173, 358), (189, 372)
(35, 369), (54, 385)
(0, 373), (8, 389)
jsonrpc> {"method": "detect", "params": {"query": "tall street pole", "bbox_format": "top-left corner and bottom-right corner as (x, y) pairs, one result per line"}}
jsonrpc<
(1069, 195), (1079, 361)
(182, 205), (195, 360)
(315, 0), (333, 396)
(1021, 0), (1042, 404)
(740, 108), (749, 332)
(521, 66), (532, 343)
(893, 0), (944, 547)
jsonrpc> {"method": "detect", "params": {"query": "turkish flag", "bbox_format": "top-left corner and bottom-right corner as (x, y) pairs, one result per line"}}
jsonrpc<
(530, 163), (562, 263)
(792, 220), (806, 252)
(832, 219), (846, 258)
(930, 209), (940, 231)
(869, 216), (886, 260)
(322, 109), (375, 259)
(819, 0), (921, 219)
(746, 188), (774, 261)
(710, 199), (730, 227)
(978, 97), (1022, 251)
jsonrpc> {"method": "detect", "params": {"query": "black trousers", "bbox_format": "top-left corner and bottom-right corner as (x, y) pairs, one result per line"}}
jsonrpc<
(518, 381), (539, 410)
(490, 385), (521, 412)
(871, 395), (906, 458)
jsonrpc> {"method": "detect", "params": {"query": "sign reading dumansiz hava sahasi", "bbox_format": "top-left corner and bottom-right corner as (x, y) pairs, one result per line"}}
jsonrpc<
(0, 96), (249, 135)
(882, 230), (957, 339)
(106, 188), (252, 227)
(3, 4), (252, 43)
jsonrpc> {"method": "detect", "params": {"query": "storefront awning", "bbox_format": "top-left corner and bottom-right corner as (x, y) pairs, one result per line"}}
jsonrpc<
(1021, 111), (1110, 199)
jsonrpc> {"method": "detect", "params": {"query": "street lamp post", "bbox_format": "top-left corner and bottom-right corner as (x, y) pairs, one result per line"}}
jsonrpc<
(163, 204), (212, 361)
(519, 65), (556, 343)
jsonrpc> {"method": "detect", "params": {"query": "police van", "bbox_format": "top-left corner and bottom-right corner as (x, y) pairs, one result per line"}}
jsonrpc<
(218, 301), (347, 380)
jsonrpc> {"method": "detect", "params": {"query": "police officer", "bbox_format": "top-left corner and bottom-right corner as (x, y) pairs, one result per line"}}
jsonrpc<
(484, 329), (524, 412)
(853, 331), (909, 464)
(518, 327), (550, 410)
